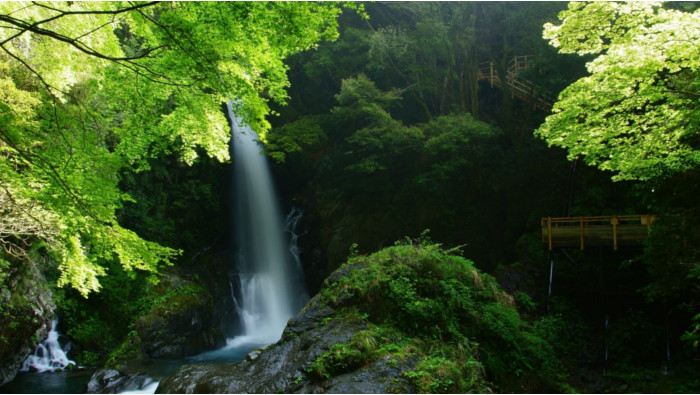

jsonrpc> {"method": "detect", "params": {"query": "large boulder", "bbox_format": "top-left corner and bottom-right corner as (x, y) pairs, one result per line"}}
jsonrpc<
(85, 368), (156, 394)
(0, 255), (55, 386)
(157, 241), (569, 393)
(85, 275), (226, 394)
(155, 291), (406, 393)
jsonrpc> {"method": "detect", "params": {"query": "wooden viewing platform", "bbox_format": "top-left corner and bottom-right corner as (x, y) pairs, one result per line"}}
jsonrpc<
(541, 215), (657, 251)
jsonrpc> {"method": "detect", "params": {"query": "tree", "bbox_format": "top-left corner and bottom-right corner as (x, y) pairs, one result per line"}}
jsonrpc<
(0, 1), (355, 295)
(536, 1), (700, 181)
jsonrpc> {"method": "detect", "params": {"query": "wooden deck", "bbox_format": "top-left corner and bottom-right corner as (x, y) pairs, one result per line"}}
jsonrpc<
(541, 215), (657, 251)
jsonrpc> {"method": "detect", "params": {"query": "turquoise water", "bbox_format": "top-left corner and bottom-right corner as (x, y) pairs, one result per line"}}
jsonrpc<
(0, 370), (94, 394)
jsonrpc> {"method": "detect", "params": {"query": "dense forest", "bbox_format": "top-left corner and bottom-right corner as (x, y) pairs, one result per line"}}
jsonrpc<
(1, 1), (699, 393)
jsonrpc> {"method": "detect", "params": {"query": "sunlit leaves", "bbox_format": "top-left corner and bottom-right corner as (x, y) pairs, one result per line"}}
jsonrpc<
(537, 1), (700, 181)
(0, 1), (351, 294)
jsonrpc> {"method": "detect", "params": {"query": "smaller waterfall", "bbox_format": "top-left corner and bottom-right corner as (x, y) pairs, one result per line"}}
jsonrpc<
(21, 319), (75, 373)
(284, 206), (309, 312)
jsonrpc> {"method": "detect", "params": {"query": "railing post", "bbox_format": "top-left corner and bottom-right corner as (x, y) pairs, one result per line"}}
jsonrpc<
(580, 216), (585, 251)
(547, 216), (553, 251)
(611, 216), (619, 250)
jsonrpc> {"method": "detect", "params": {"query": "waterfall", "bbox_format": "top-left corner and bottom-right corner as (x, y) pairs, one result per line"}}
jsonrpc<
(284, 206), (310, 311)
(20, 318), (75, 373)
(227, 101), (307, 345)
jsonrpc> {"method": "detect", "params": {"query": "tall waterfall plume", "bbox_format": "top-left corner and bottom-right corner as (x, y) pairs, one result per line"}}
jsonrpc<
(227, 101), (307, 345)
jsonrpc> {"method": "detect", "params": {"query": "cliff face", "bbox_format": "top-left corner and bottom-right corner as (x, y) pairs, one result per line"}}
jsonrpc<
(0, 256), (55, 386)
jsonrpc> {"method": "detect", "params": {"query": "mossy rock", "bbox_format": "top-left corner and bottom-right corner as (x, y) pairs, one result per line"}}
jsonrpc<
(0, 255), (55, 386)
(158, 240), (570, 393)
(110, 274), (225, 362)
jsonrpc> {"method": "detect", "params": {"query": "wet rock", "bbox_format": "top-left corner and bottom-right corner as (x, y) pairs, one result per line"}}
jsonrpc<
(156, 292), (375, 394)
(86, 369), (126, 393)
(86, 368), (156, 394)
(313, 357), (415, 394)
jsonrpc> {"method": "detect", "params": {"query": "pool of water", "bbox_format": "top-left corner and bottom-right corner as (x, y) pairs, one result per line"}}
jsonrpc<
(0, 338), (265, 394)
(0, 369), (94, 394)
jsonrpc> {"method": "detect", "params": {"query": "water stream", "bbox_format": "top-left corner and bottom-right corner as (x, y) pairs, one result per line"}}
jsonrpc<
(20, 319), (75, 373)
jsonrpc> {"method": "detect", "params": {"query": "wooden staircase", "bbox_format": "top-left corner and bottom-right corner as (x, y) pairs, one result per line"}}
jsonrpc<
(478, 56), (553, 111)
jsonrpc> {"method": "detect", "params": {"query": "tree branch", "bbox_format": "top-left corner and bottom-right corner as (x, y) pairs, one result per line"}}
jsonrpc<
(0, 12), (165, 61)
(668, 89), (700, 98)
(0, 126), (100, 223)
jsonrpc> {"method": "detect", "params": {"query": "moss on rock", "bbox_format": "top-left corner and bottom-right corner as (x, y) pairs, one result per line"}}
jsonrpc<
(0, 254), (55, 386)
(309, 238), (569, 393)
(158, 238), (571, 393)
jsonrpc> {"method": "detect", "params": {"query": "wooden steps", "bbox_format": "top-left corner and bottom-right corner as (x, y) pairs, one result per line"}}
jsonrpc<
(477, 55), (553, 111)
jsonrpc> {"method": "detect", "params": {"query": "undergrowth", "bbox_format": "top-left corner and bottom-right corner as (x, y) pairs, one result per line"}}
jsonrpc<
(310, 235), (571, 392)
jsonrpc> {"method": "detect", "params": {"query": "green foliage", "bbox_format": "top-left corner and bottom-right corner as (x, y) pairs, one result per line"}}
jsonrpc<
(314, 240), (568, 392)
(639, 212), (700, 357)
(105, 330), (142, 367)
(52, 258), (152, 365)
(265, 115), (328, 163)
(405, 356), (467, 393)
(604, 365), (700, 393)
(0, 1), (354, 294)
(537, 1), (700, 181)
(681, 313), (700, 349)
(267, 73), (510, 266)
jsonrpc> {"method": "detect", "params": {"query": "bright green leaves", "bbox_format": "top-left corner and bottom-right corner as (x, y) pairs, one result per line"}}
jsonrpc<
(158, 99), (230, 165)
(543, 2), (667, 55)
(55, 234), (106, 297)
(0, 1), (351, 295)
(0, 2), (128, 99)
(537, 1), (700, 181)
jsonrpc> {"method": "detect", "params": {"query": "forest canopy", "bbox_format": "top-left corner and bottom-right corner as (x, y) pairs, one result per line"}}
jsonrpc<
(0, 1), (355, 296)
(536, 1), (700, 181)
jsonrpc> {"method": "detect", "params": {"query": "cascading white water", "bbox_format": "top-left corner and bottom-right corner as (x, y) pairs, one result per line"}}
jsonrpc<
(284, 206), (310, 311)
(227, 101), (306, 345)
(21, 319), (75, 373)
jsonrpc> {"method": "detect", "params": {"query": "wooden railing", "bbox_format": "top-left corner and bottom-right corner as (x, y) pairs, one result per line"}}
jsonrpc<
(477, 55), (553, 111)
(541, 215), (657, 251)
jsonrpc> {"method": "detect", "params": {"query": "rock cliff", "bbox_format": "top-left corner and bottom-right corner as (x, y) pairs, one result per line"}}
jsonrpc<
(0, 256), (55, 386)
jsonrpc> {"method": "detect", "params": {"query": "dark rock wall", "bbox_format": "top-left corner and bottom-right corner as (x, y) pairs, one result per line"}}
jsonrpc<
(0, 256), (55, 386)
(132, 275), (226, 360)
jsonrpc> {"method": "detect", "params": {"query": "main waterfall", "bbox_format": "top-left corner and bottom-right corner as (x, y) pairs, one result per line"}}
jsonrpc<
(227, 101), (307, 345)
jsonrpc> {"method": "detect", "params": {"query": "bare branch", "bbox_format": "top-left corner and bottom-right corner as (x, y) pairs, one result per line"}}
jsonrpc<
(28, 1), (159, 28)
